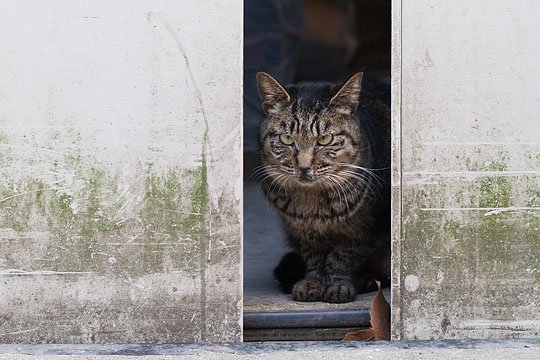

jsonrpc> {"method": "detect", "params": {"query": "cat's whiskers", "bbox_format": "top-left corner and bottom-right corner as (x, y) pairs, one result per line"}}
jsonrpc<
(267, 173), (288, 195)
(320, 177), (340, 207)
(274, 174), (290, 195)
(265, 173), (291, 214)
(337, 163), (387, 186)
(246, 164), (277, 183)
(282, 169), (295, 175)
(337, 162), (387, 173)
(339, 170), (380, 200)
(340, 170), (371, 186)
(281, 164), (296, 175)
(315, 166), (331, 176)
(335, 163), (377, 188)
(325, 175), (343, 208)
(256, 171), (283, 189)
(326, 174), (350, 213)
(331, 173), (356, 197)
(339, 172), (379, 203)
(246, 170), (269, 183)
(320, 178), (339, 208)
(335, 176), (351, 213)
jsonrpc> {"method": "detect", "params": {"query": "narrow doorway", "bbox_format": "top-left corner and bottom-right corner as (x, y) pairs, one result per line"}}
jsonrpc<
(243, 0), (391, 341)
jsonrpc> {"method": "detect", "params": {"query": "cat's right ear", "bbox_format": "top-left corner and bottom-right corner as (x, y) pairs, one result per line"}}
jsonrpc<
(256, 72), (291, 114)
(329, 72), (363, 115)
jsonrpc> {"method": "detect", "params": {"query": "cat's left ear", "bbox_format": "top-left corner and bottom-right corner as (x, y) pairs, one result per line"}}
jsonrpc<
(256, 72), (291, 114)
(329, 72), (363, 114)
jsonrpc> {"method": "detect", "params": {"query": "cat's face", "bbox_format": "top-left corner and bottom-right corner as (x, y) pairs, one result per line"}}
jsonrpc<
(257, 72), (364, 188)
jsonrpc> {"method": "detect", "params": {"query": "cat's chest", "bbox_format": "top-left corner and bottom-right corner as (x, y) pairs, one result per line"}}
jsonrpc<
(266, 186), (329, 213)
(264, 184), (356, 225)
(262, 182), (370, 243)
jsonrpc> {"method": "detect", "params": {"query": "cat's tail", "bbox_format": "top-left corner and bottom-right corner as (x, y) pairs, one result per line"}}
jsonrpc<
(273, 251), (306, 293)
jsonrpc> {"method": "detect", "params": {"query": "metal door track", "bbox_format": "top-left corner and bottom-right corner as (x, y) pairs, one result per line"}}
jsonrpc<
(243, 309), (370, 341)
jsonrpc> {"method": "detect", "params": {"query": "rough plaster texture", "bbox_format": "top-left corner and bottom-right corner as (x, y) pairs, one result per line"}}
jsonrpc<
(0, 1), (242, 343)
(393, 0), (540, 339)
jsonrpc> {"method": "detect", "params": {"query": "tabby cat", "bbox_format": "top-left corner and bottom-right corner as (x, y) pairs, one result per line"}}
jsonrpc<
(256, 72), (391, 303)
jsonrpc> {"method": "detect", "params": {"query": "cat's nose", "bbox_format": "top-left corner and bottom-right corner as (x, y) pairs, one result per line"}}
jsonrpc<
(298, 166), (314, 177)
(297, 153), (313, 170)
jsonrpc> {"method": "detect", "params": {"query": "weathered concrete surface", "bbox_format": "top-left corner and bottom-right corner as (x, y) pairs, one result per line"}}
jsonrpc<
(393, 0), (540, 339)
(0, 340), (540, 359)
(0, 1), (242, 342)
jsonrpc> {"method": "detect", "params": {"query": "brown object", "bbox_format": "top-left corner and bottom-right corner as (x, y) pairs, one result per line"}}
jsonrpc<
(343, 327), (375, 341)
(343, 280), (390, 341)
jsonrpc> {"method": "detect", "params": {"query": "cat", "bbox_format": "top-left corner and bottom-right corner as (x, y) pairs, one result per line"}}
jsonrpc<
(255, 72), (391, 303)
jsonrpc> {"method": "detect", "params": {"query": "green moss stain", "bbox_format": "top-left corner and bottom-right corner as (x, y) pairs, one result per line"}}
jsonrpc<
(479, 160), (512, 209)
(182, 164), (209, 236)
(45, 169), (124, 271)
(404, 153), (540, 283)
(527, 190), (540, 207)
(141, 167), (192, 273)
(474, 158), (516, 274)
(132, 163), (209, 276)
(524, 188), (540, 262)
(1, 158), (208, 276)
(399, 148), (540, 336)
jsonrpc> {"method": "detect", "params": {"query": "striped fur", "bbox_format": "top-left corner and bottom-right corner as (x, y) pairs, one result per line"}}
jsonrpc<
(256, 72), (391, 303)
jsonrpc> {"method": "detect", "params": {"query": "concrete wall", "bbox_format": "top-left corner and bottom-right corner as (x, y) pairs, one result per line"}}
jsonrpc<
(0, 1), (242, 343)
(393, 0), (540, 339)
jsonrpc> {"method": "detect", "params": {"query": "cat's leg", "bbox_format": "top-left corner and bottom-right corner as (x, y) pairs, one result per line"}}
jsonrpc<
(291, 243), (325, 302)
(323, 246), (371, 303)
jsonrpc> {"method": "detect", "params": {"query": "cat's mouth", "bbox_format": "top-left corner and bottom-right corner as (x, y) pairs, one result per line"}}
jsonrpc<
(295, 170), (317, 185)
(297, 175), (316, 183)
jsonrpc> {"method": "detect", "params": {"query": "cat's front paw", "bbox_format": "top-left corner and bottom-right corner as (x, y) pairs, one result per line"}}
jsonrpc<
(323, 280), (356, 303)
(291, 279), (323, 302)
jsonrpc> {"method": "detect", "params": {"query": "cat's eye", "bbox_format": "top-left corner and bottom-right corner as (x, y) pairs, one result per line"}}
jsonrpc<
(279, 134), (294, 145)
(317, 134), (333, 145)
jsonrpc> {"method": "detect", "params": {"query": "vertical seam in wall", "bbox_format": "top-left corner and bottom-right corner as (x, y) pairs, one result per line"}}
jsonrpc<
(239, 0), (245, 343)
(240, 0), (245, 342)
(398, 0), (403, 340)
(199, 146), (209, 342)
(390, 0), (403, 341)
